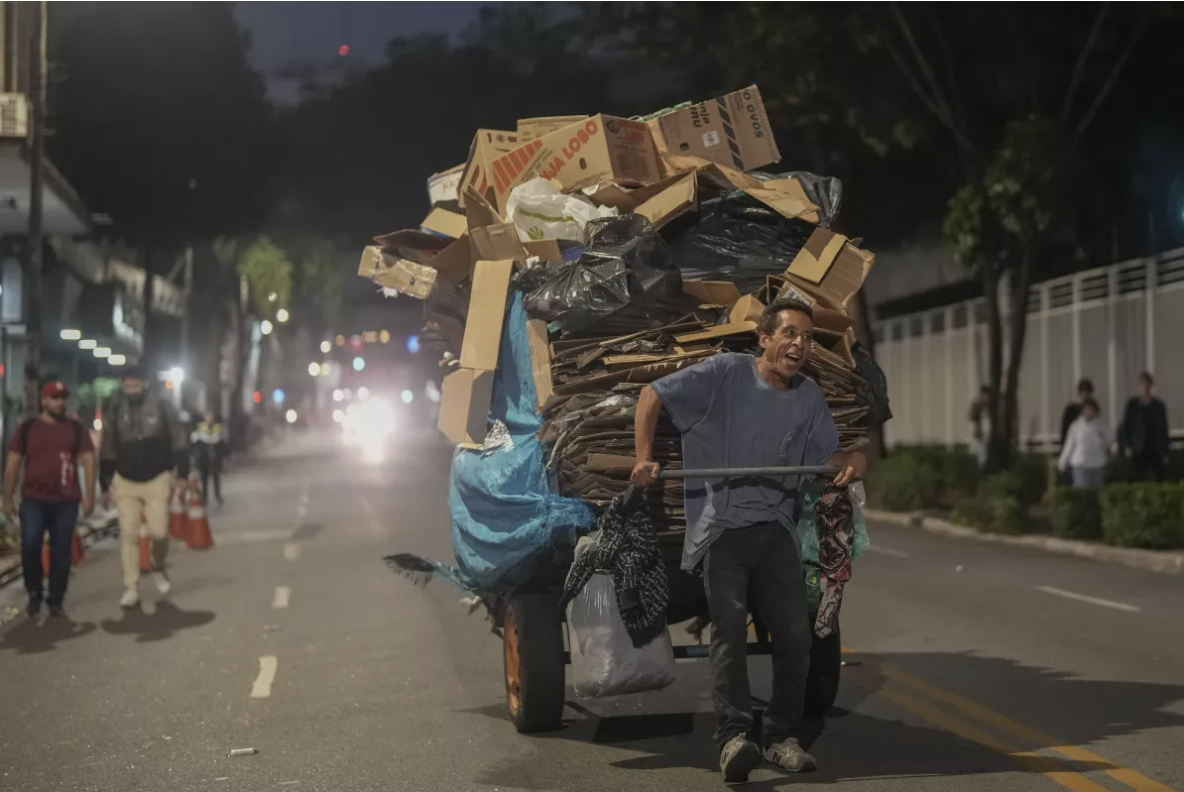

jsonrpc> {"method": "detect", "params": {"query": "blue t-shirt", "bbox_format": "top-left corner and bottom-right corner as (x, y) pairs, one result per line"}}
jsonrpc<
(649, 353), (840, 571)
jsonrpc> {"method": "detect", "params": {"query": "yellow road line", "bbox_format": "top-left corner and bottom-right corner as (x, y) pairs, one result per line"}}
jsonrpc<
(843, 648), (1180, 792)
(877, 686), (1112, 792)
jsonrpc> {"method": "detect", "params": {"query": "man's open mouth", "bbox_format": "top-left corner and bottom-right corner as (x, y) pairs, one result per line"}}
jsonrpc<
(784, 351), (802, 364)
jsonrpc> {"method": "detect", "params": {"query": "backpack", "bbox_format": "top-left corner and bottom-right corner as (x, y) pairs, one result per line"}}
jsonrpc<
(19, 417), (85, 458)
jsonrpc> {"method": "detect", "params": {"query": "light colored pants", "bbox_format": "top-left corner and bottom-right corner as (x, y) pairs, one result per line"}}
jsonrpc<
(1070, 466), (1105, 489)
(112, 472), (172, 589)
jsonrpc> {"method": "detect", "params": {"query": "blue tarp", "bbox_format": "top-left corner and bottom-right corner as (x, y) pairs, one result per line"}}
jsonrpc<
(438, 291), (595, 592)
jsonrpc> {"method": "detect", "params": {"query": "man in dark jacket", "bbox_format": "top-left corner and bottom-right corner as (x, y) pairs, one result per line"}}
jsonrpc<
(1118, 371), (1170, 481)
(100, 367), (190, 608)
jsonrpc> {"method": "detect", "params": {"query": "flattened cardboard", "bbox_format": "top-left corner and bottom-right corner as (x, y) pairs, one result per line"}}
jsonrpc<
(429, 235), (473, 287)
(662, 154), (761, 191)
(587, 171), (690, 211)
(464, 187), (504, 231)
(553, 351), (715, 395)
(459, 259), (514, 370)
(481, 114), (662, 213)
(683, 281), (741, 307)
(470, 223), (528, 265)
(369, 230), (472, 289)
(526, 318), (556, 412)
(427, 164), (465, 207)
(438, 368), (495, 446)
(635, 172), (697, 229)
(524, 239), (564, 264)
(421, 207), (467, 239)
(745, 179), (821, 223)
(649, 86), (780, 172)
(518, 115), (589, 141)
(674, 321), (757, 344)
(357, 245), (437, 299)
(583, 453), (636, 473)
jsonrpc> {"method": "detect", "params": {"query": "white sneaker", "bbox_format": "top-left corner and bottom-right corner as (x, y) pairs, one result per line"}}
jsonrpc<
(120, 588), (140, 609)
(152, 570), (171, 596)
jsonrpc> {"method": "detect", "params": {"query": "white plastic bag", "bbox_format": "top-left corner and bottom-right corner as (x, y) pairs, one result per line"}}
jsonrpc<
(567, 570), (676, 699)
(506, 178), (618, 243)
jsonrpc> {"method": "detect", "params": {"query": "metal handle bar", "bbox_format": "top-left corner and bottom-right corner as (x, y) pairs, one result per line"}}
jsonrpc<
(656, 465), (841, 480)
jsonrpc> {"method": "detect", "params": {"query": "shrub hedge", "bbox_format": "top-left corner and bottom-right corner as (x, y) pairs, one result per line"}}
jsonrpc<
(1099, 483), (1184, 549)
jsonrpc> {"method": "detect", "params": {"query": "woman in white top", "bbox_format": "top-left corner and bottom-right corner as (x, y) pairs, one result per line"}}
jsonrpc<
(1057, 399), (1111, 489)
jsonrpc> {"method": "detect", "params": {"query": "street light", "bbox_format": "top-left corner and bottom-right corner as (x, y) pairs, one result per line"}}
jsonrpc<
(332, 389), (344, 402)
(93, 347), (111, 358)
(308, 362), (321, 377)
(60, 329), (81, 341)
(168, 366), (185, 384)
(285, 409), (297, 424)
(268, 292), (278, 303)
(277, 308), (290, 323)
(260, 320), (274, 336)
(401, 389), (414, 404)
(108, 354), (127, 366)
(320, 340), (331, 354)
(79, 339), (97, 350)
(352, 356), (365, 371)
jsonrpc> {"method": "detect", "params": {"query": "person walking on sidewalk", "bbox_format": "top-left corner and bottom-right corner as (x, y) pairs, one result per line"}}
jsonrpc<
(100, 367), (190, 609)
(631, 297), (867, 783)
(191, 410), (225, 506)
(1118, 371), (1170, 481)
(2, 380), (96, 617)
(1057, 398), (1111, 489)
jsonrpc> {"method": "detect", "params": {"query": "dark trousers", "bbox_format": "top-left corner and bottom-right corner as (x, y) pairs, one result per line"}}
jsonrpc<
(703, 522), (811, 748)
(20, 499), (80, 606)
(1131, 450), (1166, 482)
(200, 461), (222, 503)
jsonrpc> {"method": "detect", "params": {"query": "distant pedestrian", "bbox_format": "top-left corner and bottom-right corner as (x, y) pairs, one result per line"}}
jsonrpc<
(1118, 372), (1170, 481)
(191, 410), (225, 505)
(1057, 399), (1111, 489)
(1059, 379), (1097, 447)
(2, 380), (96, 617)
(100, 367), (191, 609)
(968, 386), (990, 466)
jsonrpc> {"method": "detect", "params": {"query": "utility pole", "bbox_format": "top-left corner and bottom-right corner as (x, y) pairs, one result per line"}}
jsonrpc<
(22, 1), (47, 416)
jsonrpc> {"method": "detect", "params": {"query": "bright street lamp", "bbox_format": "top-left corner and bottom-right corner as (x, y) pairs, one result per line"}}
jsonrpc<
(260, 320), (274, 336)
(285, 409), (298, 424)
(109, 354), (127, 366)
(79, 339), (97, 350)
(352, 356), (365, 371)
(320, 340), (331, 354)
(168, 366), (185, 384)
(308, 362), (321, 377)
(276, 308), (290, 323)
(93, 347), (111, 358)
(60, 329), (81, 341)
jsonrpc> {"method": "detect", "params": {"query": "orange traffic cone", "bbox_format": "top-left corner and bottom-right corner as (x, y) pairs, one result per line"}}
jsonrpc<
(71, 531), (85, 565)
(169, 491), (188, 540)
(139, 531), (152, 573)
(41, 535), (50, 577)
(186, 493), (214, 550)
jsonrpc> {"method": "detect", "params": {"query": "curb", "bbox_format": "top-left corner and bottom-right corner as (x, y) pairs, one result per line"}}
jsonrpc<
(863, 508), (1184, 575)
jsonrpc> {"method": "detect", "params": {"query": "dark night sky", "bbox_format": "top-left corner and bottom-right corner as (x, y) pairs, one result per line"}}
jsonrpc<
(235, 1), (490, 102)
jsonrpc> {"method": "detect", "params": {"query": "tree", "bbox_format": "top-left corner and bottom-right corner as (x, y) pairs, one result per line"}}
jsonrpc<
(876, 3), (1159, 471)
(50, 2), (275, 369)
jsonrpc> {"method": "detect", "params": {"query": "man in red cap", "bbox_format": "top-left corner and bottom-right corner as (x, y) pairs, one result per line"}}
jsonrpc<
(3, 379), (96, 617)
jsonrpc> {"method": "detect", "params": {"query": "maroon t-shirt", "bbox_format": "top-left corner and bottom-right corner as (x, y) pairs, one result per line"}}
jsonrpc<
(8, 418), (94, 502)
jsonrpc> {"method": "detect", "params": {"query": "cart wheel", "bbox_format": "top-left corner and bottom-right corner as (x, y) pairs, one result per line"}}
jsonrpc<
(804, 623), (841, 717)
(503, 592), (566, 734)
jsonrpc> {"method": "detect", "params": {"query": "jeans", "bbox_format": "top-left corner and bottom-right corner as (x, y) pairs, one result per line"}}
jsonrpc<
(20, 500), (80, 606)
(1070, 466), (1105, 489)
(1131, 451), (1166, 482)
(200, 461), (222, 503)
(703, 522), (811, 748)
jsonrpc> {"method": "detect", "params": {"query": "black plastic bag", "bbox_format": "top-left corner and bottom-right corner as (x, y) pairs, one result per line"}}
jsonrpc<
(750, 171), (844, 227)
(524, 215), (682, 335)
(852, 342), (892, 431)
(666, 194), (815, 294)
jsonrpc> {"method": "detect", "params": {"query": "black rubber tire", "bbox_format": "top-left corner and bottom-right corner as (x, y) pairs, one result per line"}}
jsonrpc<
(803, 623), (841, 717)
(503, 592), (566, 734)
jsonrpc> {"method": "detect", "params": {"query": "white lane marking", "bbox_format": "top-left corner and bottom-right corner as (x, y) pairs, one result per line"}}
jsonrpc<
(283, 543), (301, 561)
(273, 586), (291, 609)
(250, 656), (279, 699)
(1035, 585), (1141, 613)
(865, 545), (911, 559)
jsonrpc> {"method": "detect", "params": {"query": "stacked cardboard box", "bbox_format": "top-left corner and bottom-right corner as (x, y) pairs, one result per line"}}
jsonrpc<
(359, 85), (881, 531)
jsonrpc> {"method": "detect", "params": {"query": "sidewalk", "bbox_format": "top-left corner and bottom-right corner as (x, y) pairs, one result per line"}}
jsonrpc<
(865, 507), (1184, 575)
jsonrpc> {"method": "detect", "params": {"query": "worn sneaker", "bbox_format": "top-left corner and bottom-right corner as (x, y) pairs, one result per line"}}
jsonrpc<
(764, 737), (817, 773)
(119, 588), (141, 609)
(720, 734), (762, 783)
(26, 595), (42, 618)
(47, 602), (65, 618)
(152, 570), (171, 596)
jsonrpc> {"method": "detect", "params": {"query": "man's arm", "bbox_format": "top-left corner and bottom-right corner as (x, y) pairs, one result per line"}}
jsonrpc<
(631, 385), (663, 486)
(3, 450), (22, 517)
(79, 450), (97, 515)
(163, 400), (191, 479)
(99, 403), (118, 491)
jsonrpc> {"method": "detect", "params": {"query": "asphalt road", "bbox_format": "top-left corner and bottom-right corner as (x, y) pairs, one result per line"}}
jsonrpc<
(1, 431), (1182, 792)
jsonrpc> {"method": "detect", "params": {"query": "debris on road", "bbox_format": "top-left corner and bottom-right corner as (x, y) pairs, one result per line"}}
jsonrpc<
(228, 748), (257, 757)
